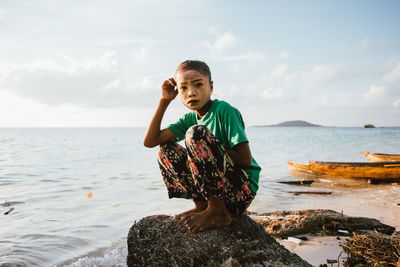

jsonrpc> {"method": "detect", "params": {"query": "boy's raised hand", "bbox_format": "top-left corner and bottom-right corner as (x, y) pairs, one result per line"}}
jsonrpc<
(161, 78), (178, 102)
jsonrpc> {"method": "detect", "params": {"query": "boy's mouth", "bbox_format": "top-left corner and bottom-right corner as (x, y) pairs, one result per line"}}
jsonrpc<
(188, 100), (199, 105)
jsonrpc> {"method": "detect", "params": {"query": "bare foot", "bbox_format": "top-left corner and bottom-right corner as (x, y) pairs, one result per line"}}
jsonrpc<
(182, 208), (232, 232)
(175, 201), (207, 221)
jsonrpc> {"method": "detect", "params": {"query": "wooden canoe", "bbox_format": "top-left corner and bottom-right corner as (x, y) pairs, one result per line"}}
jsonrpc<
(361, 152), (400, 162)
(288, 160), (400, 180)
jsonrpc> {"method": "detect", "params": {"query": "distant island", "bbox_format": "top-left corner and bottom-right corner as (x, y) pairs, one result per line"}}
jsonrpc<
(255, 120), (322, 127)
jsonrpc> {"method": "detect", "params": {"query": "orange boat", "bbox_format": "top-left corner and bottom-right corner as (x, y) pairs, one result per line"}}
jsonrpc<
(288, 160), (400, 180)
(361, 152), (400, 162)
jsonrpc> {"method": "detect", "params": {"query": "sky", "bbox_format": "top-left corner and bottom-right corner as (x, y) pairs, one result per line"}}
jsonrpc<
(0, 0), (399, 127)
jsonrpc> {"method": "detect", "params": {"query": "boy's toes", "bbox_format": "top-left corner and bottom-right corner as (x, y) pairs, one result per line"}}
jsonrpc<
(176, 214), (186, 222)
(183, 214), (195, 224)
(190, 225), (200, 232)
(181, 214), (190, 222)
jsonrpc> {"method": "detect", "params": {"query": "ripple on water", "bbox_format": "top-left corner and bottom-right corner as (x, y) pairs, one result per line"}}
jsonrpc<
(70, 225), (109, 234)
(1, 201), (25, 207)
(81, 186), (93, 190)
(39, 179), (58, 183)
(2, 173), (21, 177)
(0, 181), (15, 186)
(146, 187), (161, 191)
(0, 234), (89, 266)
(0, 240), (53, 266)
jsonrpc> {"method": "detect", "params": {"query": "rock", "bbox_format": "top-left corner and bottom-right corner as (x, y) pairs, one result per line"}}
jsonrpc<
(4, 207), (14, 215)
(250, 209), (395, 238)
(127, 214), (312, 267)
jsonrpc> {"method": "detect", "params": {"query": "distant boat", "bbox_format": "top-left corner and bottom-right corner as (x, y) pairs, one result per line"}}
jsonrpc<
(364, 123), (375, 128)
(288, 160), (400, 180)
(361, 152), (400, 162)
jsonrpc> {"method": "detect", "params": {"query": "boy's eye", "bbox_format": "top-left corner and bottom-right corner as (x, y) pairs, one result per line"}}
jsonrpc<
(180, 86), (187, 90)
(195, 83), (203, 88)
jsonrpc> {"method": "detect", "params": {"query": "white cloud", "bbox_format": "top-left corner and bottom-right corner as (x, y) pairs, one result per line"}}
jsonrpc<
(358, 38), (370, 51)
(256, 64), (336, 91)
(394, 98), (400, 108)
(141, 75), (158, 90)
(206, 29), (267, 62)
(63, 38), (162, 48)
(0, 52), (158, 108)
(104, 79), (120, 89)
(207, 31), (237, 53)
(133, 46), (149, 60)
(0, 90), (145, 127)
(302, 64), (336, 86)
(383, 62), (400, 83)
(278, 51), (290, 59)
(59, 51), (117, 73)
(260, 87), (284, 100)
(271, 64), (288, 81)
(218, 53), (267, 62)
(363, 85), (386, 100)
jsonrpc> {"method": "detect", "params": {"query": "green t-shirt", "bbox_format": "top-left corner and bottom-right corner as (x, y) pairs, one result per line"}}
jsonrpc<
(167, 99), (261, 194)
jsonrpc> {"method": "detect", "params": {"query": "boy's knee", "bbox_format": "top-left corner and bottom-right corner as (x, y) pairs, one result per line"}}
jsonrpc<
(158, 142), (168, 152)
(157, 141), (175, 159)
(188, 124), (208, 133)
(185, 125), (209, 142)
(157, 145), (165, 160)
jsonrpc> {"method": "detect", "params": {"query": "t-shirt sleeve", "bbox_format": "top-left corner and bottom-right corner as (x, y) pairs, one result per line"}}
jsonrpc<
(221, 103), (248, 148)
(167, 113), (195, 142)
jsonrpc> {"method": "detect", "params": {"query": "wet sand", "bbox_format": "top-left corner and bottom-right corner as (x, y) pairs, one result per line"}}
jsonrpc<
(279, 235), (345, 267)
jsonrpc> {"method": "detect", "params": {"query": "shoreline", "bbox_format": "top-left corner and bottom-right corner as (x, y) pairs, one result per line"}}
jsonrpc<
(249, 209), (397, 267)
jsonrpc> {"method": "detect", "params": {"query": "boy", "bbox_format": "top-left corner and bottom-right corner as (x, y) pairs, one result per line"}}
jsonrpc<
(143, 60), (261, 232)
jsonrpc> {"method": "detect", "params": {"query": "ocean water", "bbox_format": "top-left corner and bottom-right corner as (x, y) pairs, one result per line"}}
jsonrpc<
(1, 127), (399, 266)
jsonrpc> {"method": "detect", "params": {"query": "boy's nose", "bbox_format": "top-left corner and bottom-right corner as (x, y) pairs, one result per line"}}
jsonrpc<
(188, 86), (196, 96)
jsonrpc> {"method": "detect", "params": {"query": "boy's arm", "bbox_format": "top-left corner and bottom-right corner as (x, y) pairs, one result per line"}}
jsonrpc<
(226, 142), (252, 168)
(143, 78), (178, 148)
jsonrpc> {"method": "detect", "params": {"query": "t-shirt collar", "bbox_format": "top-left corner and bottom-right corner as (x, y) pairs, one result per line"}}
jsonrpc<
(196, 99), (218, 121)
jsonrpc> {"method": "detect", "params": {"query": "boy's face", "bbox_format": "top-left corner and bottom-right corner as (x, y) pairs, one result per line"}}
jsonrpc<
(175, 69), (213, 112)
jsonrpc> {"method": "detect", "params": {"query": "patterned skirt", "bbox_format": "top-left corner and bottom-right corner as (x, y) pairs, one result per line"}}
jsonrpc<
(157, 125), (254, 216)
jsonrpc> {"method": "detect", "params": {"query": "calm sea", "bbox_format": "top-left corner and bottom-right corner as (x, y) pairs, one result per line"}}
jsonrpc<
(1, 127), (399, 266)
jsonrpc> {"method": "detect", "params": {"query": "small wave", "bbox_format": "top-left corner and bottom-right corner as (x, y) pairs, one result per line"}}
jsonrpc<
(63, 241), (127, 267)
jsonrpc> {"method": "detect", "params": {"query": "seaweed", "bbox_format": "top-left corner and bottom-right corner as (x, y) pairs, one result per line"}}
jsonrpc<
(341, 232), (400, 267)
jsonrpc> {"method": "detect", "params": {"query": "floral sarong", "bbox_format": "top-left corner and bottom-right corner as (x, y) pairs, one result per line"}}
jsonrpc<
(157, 125), (254, 215)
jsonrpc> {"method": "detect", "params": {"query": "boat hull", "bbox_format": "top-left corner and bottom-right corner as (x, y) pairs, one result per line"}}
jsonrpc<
(361, 152), (400, 162)
(288, 160), (400, 180)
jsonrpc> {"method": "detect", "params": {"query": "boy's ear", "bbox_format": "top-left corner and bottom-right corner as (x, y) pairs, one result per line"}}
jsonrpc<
(210, 81), (214, 92)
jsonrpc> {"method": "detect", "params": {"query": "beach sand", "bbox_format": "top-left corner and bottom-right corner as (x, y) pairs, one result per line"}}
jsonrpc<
(279, 235), (346, 267)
